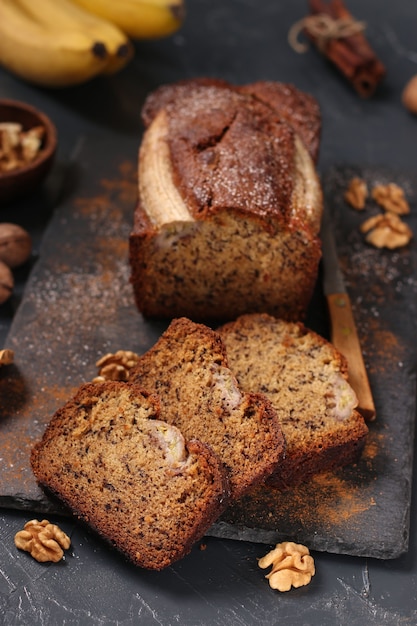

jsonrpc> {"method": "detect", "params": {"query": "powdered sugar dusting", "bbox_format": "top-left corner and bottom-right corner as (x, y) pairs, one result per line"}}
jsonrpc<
(164, 82), (320, 225)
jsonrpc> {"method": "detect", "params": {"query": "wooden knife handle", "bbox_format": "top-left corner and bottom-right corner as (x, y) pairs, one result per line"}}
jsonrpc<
(327, 293), (376, 421)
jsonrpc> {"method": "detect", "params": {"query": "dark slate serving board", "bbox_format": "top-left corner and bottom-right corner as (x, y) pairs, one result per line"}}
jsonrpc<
(1, 148), (416, 559)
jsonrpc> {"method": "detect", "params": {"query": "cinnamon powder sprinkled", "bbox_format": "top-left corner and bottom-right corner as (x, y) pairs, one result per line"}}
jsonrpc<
(222, 427), (382, 534)
(1, 158), (415, 558)
(304, 474), (372, 527)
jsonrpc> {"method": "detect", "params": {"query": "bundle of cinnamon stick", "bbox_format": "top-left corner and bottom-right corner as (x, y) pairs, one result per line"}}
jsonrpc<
(291, 0), (385, 97)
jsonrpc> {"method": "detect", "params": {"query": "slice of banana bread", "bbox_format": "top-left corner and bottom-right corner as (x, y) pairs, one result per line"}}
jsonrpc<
(31, 381), (230, 570)
(129, 317), (285, 500)
(217, 313), (368, 489)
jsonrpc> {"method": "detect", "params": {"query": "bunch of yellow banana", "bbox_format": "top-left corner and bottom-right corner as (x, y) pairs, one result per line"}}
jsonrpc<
(71, 0), (185, 39)
(0, 0), (185, 88)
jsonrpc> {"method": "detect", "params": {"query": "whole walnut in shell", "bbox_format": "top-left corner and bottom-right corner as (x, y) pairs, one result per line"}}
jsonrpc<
(0, 223), (32, 268)
(402, 74), (417, 114)
(0, 260), (14, 304)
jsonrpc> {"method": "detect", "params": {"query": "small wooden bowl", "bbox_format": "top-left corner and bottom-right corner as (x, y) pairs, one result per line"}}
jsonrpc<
(0, 99), (57, 205)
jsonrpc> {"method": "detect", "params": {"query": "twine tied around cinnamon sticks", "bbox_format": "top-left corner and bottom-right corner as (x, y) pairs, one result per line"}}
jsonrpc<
(287, 0), (385, 98)
(288, 14), (366, 54)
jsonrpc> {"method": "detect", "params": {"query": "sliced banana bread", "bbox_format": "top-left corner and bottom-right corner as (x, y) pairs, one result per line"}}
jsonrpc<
(31, 381), (230, 570)
(129, 317), (285, 500)
(218, 313), (369, 489)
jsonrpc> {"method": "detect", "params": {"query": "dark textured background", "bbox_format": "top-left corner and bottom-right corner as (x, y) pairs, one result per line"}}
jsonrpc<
(1, 0), (417, 623)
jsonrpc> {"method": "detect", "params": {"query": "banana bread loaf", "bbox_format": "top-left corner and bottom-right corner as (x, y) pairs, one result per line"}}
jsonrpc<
(129, 78), (323, 322)
(218, 313), (368, 489)
(31, 381), (230, 570)
(129, 317), (285, 499)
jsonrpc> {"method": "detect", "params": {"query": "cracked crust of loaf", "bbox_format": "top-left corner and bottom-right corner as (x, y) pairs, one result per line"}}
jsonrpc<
(129, 317), (285, 500)
(129, 78), (323, 322)
(141, 78), (321, 163)
(217, 313), (369, 490)
(31, 381), (230, 570)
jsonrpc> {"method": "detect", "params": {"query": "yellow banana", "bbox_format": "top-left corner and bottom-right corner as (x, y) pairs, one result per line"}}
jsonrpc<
(0, 0), (109, 87)
(15, 0), (134, 75)
(70, 0), (185, 40)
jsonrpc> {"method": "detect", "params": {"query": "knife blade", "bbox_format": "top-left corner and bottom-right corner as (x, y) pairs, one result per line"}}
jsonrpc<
(320, 207), (376, 421)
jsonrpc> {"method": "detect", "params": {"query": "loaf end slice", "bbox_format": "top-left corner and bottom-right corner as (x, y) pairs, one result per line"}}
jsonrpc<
(218, 313), (369, 490)
(129, 318), (285, 500)
(31, 381), (230, 570)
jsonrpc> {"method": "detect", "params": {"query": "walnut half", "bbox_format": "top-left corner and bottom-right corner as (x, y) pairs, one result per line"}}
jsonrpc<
(360, 211), (413, 249)
(371, 183), (410, 215)
(93, 350), (140, 382)
(258, 541), (315, 591)
(344, 177), (368, 210)
(14, 519), (71, 563)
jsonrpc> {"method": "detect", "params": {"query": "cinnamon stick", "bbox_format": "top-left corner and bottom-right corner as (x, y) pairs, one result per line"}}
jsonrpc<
(306, 0), (385, 97)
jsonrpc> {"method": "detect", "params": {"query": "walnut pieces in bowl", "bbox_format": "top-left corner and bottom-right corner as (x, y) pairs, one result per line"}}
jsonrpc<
(0, 99), (57, 205)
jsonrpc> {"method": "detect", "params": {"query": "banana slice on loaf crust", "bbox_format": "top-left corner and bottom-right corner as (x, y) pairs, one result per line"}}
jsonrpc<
(31, 381), (230, 570)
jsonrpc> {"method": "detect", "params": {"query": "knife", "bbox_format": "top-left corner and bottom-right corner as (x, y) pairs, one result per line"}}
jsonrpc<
(320, 207), (376, 421)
